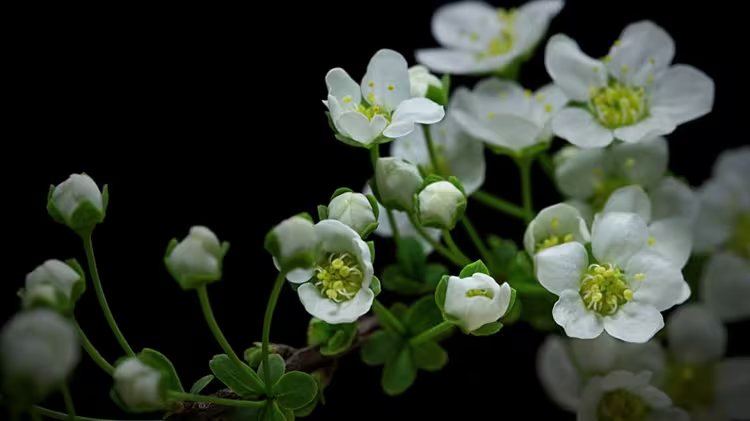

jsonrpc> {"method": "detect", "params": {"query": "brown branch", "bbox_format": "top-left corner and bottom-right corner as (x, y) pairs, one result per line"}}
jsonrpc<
(164, 315), (380, 421)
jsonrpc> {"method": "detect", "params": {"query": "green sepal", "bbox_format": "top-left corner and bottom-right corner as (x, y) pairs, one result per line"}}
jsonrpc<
(329, 187), (353, 201)
(470, 321), (504, 336)
(506, 287), (517, 318)
(65, 258), (87, 306)
(447, 176), (466, 196)
(365, 194), (380, 220)
(367, 177), (383, 206)
(367, 241), (375, 264)
(109, 388), (133, 413)
(258, 354), (286, 387)
(243, 343), (265, 369)
(415, 175), (445, 193)
(139, 348), (184, 394)
(459, 260), (490, 278)
(209, 354), (264, 397)
(189, 375), (215, 394)
(369, 276), (381, 297)
(316, 205), (328, 221)
(46, 185), (64, 225)
(273, 371), (318, 410)
(307, 318), (358, 356)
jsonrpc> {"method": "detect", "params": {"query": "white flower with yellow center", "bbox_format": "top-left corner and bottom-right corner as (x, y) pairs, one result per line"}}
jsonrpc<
(443, 272), (513, 331)
(523, 203), (591, 256)
(286, 219), (375, 324)
(324, 49), (445, 146)
(534, 212), (688, 343)
(415, 0), (564, 75)
(451, 78), (568, 154)
(545, 21), (715, 148)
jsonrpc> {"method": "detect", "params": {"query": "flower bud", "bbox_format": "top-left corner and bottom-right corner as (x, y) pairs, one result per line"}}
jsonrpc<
(327, 191), (378, 237)
(112, 357), (164, 412)
(408, 65), (442, 98)
(20, 259), (85, 314)
(47, 173), (107, 233)
(443, 273), (512, 332)
(375, 157), (423, 211)
(265, 214), (317, 273)
(0, 309), (80, 403)
(165, 226), (229, 290)
(523, 203), (590, 256)
(416, 177), (466, 230)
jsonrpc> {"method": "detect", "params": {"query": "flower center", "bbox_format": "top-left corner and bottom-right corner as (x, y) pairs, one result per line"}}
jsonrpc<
(341, 93), (392, 122)
(727, 212), (750, 258)
(314, 253), (363, 302)
(589, 81), (648, 129)
(536, 218), (575, 252)
(591, 175), (633, 212)
(579, 263), (638, 315)
(466, 288), (494, 299)
(662, 358), (715, 413)
(472, 8), (516, 61)
(597, 389), (650, 421)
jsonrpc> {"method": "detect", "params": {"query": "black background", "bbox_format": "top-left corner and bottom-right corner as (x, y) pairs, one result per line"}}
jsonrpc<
(2, 0), (747, 419)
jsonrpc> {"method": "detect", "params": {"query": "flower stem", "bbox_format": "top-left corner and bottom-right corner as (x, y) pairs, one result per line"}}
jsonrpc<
(460, 217), (493, 267)
(406, 213), (469, 267)
(538, 153), (555, 180)
(517, 157), (534, 223)
(168, 391), (265, 408)
(410, 321), (454, 346)
(72, 319), (113, 376)
(421, 125), (440, 174)
(385, 208), (402, 250)
(82, 235), (135, 357)
(369, 144), (380, 169)
(261, 272), (287, 393)
(371, 299), (406, 336)
(441, 229), (471, 265)
(60, 384), (76, 420)
(33, 406), (152, 421)
(471, 190), (526, 220)
(196, 286), (244, 370)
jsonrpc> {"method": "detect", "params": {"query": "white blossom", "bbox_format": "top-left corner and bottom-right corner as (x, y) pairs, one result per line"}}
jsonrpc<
(416, 0), (564, 75)
(324, 49), (445, 145)
(417, 180), (466, 230)
(22, 259), (83, 312)
(165, 226), (226, 289)
(408, 65), (442, 98)
(523, 203), (591, 256)
(444, 272), (512, 331)
(327, 192), (377, 237)
(545, 21), (714, 148)
(112, 357), (164, 412)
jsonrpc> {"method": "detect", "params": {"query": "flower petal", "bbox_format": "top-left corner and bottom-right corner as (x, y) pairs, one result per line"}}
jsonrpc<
(325, 68), (361, 104)
(415, 48), (483, 75)
(484, 113), (543, 151)
(650, 64), (715, 126)
(609, 136), (668, 188)
(297, 283), (374, 324)
(272, 257), (313, 284)
(714, 146), (750, 180)
(649, 176), (698, 222)
(555, 146), (608, 199)
(536, 335), (582, 412)
(715, 358), (750, 420)
(552, 290), (604, 339)
(535, 242), (588, 295)
(592, 212), (649, 267)
(530, 83), (569, 127)
(336, 111), (377, 144)
(602, 185), (652, 223)
(524, 203), (591, 256)
(361, 49), (410, 111)
(552, 107), (614, 148)
(666, 303), (726, 364)
(612, 116), (676, 144)
(430, 1), (498, 51)
(602, 301), (663, 343)
(544, 34), (607, 101)
(514, 0), (565, 51)
(692, 178), (737, 253)
(700, 251), (750, 322)
(626, 251), (688, 311)
(384, 98), (445, 138)
(647, 217), (692, 269)
(607, 21), (675, 86)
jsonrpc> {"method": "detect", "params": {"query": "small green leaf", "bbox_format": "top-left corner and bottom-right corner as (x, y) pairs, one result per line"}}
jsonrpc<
(244, 344), (265, 369)
(470, 321), (504, 336)
(306, 318), (333, 346)
(139, 348), (184, 393)
(390, 303), (408, 322)
(262, 400), (288, 421)
(424, 263), (448, 289)
(434, 275), (449, 312)
(487, 236), (518, 275)
(381, 265), (428, 295)
(316, 205), (328, 221)
(369, 276), (381, 296)
(209, 354), (264, 396)
(505, 287), (517, 317)
(396, 237), (426, 278)
(381, 346), (417, 396)
(404, 295), (443, 336)
(281, 406), (295, 421)
(367, 241), (376, 264)
(258, 354), (286, 387)
(189, 374), (214, 394)
(360, 330), (401, 366)
(411, 341), (447, 372)
(459, 260), (490, 278)
(321, 324), (358, 356)
(274, 371), (318, 410)
(330, 187), (353, 201)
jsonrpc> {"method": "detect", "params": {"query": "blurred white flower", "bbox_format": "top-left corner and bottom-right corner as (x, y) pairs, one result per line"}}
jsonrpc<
(523, 203), (590, 256)
(112, 357), (164, 412)
(699, 251), (750, 322)
(408, 65), (442, 98)
(417, 180), (466, 230)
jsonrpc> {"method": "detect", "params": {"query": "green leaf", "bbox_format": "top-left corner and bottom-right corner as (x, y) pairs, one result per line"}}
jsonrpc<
(224, 406), (263, 421)
(396, 237), (426, 278)
(189, 374), (214, 394)
(281, 406), (295, 421)
(459, 260), (490, 278)
(258, 354), (286, 387)
(404, 295), (443, 336)
(381, 346), (417, 396)
(209, 354), (264, 396)
(330, 187), (353, 201)
(390, 303), (409, 322)
(274, 371), (318, 410)
(316, 205), (328, 221)
(360, 330), (401, 366)
(381, 265), (428, 295)
(308, 318), (358, 356)
(424, 263), (448, 289)
(411, 341), (447, 372)
(306, 318), (333, 346)
(434, 275), (449, 312)
(262, 400), (288, 421)
(470, 321), (504, 336)
(486, 236), (518, 275)
(138, 348), (184, 393)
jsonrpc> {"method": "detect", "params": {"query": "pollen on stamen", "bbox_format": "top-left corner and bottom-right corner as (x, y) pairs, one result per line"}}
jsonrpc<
(487, 112), (497, 119)
(535, 93), (545, 102)
(368, 81), (374, 88)
(523, 89), (532, 97)
(387, 84), (394, 91)
(634, 273), (645, 280)
(544, 104), (553, 113)
(593, 65), (600, 73)
(624, 158), (636, 168)
(469, 32), (479, 41)
(648, 237), (656, 246)
(550, 218), (560, 229)
(563, 234), (573, 242)
(342, 95), (352, 103)
(649, 57), (655, 65)
(602, 55), (612, 63)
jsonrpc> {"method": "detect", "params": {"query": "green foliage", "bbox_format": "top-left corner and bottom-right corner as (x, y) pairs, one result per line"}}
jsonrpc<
(189, 374), (214, 394)
(459, 260), (490, 278)
(258, 354), (286, 386)
(209, 354), (264, 397)
(307, 318), (358, 356)
(382, 237), (447, 295)
(138, 348), (184, 393)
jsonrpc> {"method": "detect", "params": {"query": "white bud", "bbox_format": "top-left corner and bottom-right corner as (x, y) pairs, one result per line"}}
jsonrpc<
(444, 273), (512, 331)
(375, 157), (423, 211)
(266, 215), (317, 273)
(417, 180), (466, 229)
(49, 173), (105, 232)
(166, 226), (226, 290)
(112, 357), (163, 412)
(327, 192), (377, 236)
(22, 259), (84, 313)
(0, 309), (80, 403)
(408, 65), (442, 98)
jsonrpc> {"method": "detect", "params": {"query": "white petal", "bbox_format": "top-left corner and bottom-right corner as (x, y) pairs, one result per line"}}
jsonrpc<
(552, 290), (604, 339)
(666, 303), (726, 364)
(535, 242), (588, 295)
(361, 49), (410, 111)
(524, 203), (591, 256)
(430, 1), (498, 51)
(555, 146), (608, 199)
(626, 251), (688, 311)
(647, 217), (692, 269)
(612, 116), (676, 144)
(297, 284), (374, 324)
(577, 376), (605, 421)
(714, 146), (750, 180)
(602, 301), (663, 343)
(431, 116), (487, 195)
(272, 257), (313, 284)
(415, 48), (483, 75)
(609, 136), (669, 188)
(544, 34), (607, 101)
(700, 251), (750, 322)
(649, 177), (698, 222)
(484, 113), (543, 151)
(715, 358), (750, 420)
(565, 199), (595, 227)
(530, 83), (569, 126)
(336, 111), (377, 144)
(602, 185), (652, 223)
(650, 64), (715, 126)
(592, 212), (649, 268)
(474, 77), (527, 104)
(514, 0), (565, 51)
(384, 98), (445, 138)
(536, 335), (582, 412)
(692, 179), (736, 253)
(607, 21), (675, 86)
(552, 107), (614, 148)
(325, 68), (361, 104)
(314, 219), (360, 254)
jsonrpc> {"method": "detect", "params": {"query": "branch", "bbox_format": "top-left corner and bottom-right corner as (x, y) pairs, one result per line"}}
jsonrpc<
(164, 315), (380, 421)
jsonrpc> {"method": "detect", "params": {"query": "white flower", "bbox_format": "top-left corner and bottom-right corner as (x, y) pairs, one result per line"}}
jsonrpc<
(0, 309), (80, 402)
(22, 259), (84, 312)
(112, 357), (163, 412)
(534, 212), (688, 343)
(324, 49), (445, 145)
(288, 219), (375, 324)
(444, 272), (512, 331)
(49, 173), (105, 231)
(523, 203), (591, 256)
(408, 65), (442, 98)
(451, 78), (568, 154)
(537, 332), (665, 412)
(416, 0), (564, 75)
(165, 226), (226, 290)
(545, 21), (714, 148)
(363, 184), (442, 255)
(578, 371), (689, 421)
(662, 303), (750, 420)
(391, 115), (486, 195)
(417, 180), (466, 230)
(374, 157), (424, 211)
(327, 192), (377, 237)
(699, 251), (750, 322)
